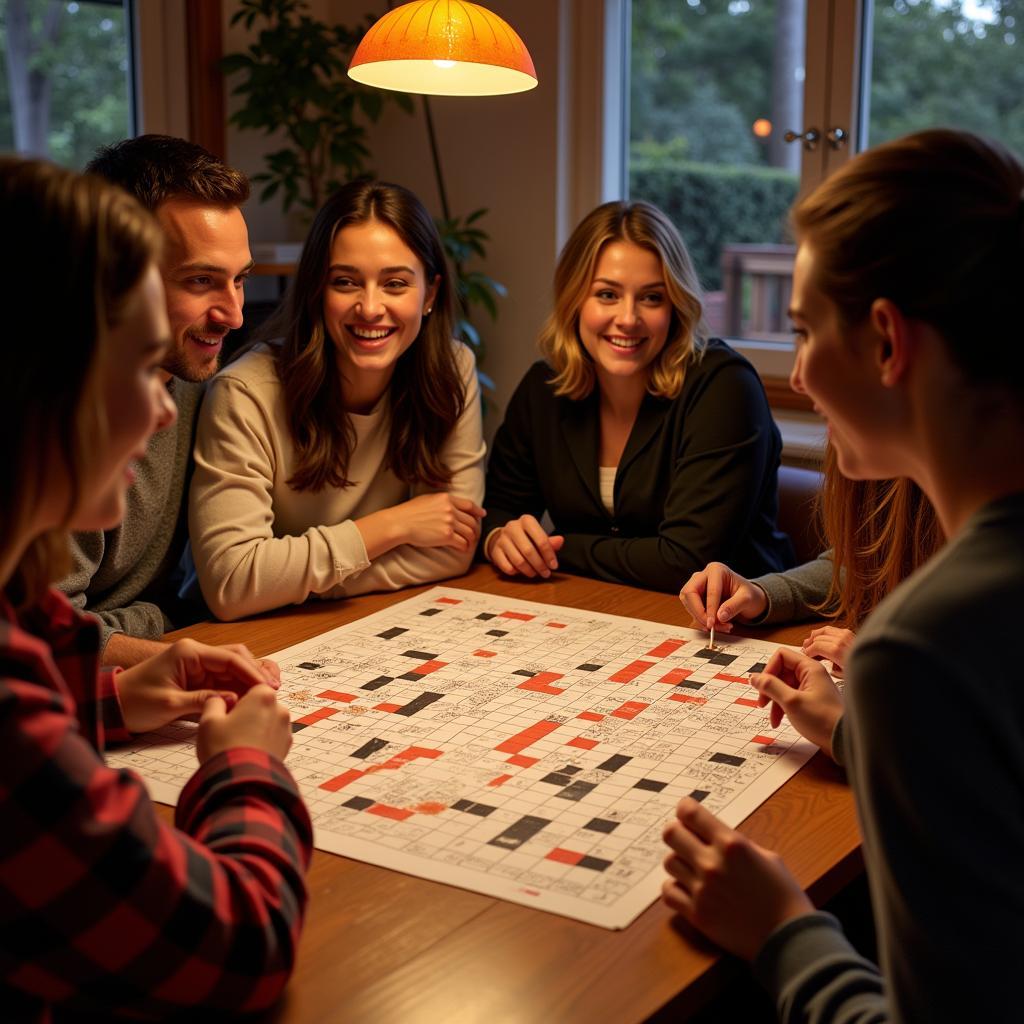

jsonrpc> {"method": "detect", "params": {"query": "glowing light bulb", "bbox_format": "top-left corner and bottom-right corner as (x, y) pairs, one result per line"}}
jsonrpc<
(433, 59), (456, 69)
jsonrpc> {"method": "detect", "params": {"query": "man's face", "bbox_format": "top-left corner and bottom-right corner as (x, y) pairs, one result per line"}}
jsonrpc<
(155, 198), (252, 382)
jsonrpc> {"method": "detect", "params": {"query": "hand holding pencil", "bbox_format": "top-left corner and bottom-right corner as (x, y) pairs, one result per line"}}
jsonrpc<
(679, 561), (770, 637)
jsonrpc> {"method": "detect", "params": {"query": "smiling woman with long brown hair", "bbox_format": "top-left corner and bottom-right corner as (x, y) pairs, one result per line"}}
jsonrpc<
(189, 179), (486, 621)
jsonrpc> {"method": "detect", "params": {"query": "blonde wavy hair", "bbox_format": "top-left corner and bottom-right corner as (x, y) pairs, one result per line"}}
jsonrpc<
(539, 200), (708, 400)
(1, 157), (161, 605)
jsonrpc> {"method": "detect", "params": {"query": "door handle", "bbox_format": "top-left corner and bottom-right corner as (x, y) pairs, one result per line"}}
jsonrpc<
(826, 126), (849, 149)
(783, 127), (820, 151)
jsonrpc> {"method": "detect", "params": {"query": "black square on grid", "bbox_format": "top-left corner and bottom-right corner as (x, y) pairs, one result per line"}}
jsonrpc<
(634, 778), (667, 792)
(343, 797), (374, 811)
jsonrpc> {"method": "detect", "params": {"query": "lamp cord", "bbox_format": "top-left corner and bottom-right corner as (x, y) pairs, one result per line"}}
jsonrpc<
(422, 95), (452, 222)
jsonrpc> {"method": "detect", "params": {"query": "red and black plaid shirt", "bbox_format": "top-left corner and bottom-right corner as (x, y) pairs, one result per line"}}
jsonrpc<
(0, 589), (312, 1022)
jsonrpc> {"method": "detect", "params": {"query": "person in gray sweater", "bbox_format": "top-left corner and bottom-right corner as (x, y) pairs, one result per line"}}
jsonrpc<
(662, 128), (1024, 1023)
(680, 460), (942, 672)
(59, 135), (253, 667)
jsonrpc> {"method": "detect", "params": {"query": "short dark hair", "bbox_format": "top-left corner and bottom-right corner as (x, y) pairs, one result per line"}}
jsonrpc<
(86, 134), (250, 211)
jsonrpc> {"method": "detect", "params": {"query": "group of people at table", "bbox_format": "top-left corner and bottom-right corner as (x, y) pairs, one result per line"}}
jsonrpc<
(2, 126), (1021, 1021)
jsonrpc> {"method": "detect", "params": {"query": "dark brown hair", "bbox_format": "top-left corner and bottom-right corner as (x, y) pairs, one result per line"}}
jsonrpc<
(815, 446), (945, 628)
(539, 200), (707, 400)
(2, 157), (161, 605)
(792, 128), (1024, 394)
(86, 134), (250, 211)
(272, 179), (464, 492)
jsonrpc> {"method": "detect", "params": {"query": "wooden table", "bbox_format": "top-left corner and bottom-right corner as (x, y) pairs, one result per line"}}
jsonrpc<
(162, 564), (861, 1023)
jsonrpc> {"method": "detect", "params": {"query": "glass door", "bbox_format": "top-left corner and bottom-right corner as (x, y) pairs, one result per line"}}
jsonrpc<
(628, 0), (812, 347)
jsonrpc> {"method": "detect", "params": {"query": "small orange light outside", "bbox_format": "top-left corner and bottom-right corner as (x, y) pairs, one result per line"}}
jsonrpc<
(752, 118), (772, 138)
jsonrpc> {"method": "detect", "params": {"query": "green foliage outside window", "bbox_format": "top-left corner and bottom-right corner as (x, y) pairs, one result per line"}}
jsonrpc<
(630, 0), (1024, 293)
(867, 0), (1024, 152)
(631, 160), (797, 292)
(631, 0), (1024, 166)
(0, 0), (130, 169)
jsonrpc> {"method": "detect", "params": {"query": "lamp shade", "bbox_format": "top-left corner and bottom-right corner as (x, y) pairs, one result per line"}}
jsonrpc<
(348, 1), (538, 97)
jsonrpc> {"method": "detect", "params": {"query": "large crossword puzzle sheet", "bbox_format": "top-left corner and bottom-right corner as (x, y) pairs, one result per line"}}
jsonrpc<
(107, 587), (817, 929)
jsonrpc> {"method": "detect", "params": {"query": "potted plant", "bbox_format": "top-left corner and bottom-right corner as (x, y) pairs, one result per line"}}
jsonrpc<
(223, 0), (504, 395)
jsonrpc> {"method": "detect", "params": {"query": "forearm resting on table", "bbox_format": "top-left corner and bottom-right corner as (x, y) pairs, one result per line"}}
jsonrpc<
(102, 631), (168, 668)
(355, 508), (405, 560)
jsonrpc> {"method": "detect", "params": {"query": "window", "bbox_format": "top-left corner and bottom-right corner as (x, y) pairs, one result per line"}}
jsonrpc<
(629, 1), (807, 357)
(0, 0), (134, 168)
(861, 0), (1023, 153)
(623, 0), (1017, 415)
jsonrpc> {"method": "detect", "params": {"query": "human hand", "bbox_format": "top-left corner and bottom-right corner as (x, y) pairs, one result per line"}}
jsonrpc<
(396, 493), (485, 551)
(679, 562), (768, 633)
(662, 797), (813, 961)
(116, 639), (281, 735)
(801, 624), (856, 675)
(196, 685), (292, 764)
(751, 647), (845, 758)
(486, 514), (565, 579)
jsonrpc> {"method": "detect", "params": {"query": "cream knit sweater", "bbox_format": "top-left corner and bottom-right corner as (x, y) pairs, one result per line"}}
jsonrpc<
(189, 342), (485, 620)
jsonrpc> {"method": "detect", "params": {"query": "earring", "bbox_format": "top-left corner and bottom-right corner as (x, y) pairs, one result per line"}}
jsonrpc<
(424, 307), (432, 315)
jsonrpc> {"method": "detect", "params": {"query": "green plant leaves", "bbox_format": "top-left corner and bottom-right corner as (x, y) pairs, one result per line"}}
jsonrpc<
(224, 0), (506, 393)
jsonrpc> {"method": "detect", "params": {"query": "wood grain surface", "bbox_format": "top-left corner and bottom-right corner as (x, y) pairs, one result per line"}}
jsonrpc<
(152, 564), (861, 1023)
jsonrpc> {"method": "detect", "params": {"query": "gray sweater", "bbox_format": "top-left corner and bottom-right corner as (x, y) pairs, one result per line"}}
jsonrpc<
(753, 491), (1024, 1022)
(751, 550), (835, 624)
(59, 378), (203, 652)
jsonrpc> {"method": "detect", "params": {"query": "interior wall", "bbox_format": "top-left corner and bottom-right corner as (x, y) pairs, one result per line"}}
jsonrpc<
(222, 0), (566, 434)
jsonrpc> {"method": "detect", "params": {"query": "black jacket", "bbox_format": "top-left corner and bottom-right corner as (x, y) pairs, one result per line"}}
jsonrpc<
(482, 339), (793, 592)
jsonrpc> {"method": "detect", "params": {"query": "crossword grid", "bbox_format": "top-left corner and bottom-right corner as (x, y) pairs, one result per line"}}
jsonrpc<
(106, 587), (817, 928)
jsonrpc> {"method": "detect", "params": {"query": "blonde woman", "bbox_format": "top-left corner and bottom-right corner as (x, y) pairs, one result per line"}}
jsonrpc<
(482, 200), (792, 592)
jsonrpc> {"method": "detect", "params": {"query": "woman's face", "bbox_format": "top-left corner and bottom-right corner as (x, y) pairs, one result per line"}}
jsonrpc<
(577, 240), (673, 390)
(323, 218), (440, 409)
(71, 264), (176, 530)
(789, 243), (903, 481)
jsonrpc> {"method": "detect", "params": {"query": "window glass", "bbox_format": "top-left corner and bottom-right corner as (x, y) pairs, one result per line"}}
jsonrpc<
(0, 0), (132, 168)
(864, 0), (1024, 155)
(629, 0), (805, 343)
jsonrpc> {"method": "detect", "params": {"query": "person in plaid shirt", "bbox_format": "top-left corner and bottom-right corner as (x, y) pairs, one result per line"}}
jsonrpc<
(1, 158), (312, 1020)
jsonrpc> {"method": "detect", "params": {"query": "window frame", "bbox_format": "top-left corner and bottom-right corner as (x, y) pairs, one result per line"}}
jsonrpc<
(133, 0), (224, 156)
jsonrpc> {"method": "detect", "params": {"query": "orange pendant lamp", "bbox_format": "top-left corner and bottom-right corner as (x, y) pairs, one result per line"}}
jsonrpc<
(348, 1), (538, 97)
